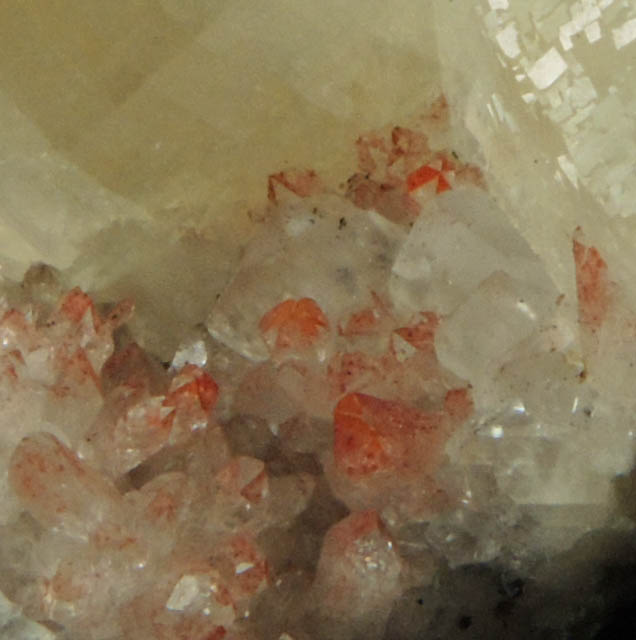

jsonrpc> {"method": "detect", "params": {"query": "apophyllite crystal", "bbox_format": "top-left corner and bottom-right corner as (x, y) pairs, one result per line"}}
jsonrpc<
(1, 17), (636, 632)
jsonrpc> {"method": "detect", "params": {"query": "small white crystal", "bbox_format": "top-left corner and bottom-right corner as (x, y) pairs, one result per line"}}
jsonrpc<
(235, 561), (255, 574)
(585, 21), (601, 44)
(490, 425), (504, 439)
(171, 338), (207, 370)
(558, 154), (580, 187)
(166, 575), (200, 611)
(613, 17), (636, 50)
(496, 22), (521, 59)
(527, 47), (568, 90)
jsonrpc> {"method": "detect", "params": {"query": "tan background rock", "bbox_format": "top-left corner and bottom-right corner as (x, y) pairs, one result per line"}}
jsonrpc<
(0, 1), (439, 356)
(0, 0), (439, 264)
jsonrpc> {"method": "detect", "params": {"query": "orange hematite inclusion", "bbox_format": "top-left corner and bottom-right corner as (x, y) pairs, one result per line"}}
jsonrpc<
(259, 297), (329, 350)
(9, 432), (119, 532)
(334, 394), (391, 476)
(444, 387), (474, 422)
(406, 158), (454, 194)
(225, 534), (270, 598)
(333, 389), (472, 478)
(59, 287), (101, 327)
(338, 292), (392, 338)
(394, 311), (440, 353)
(267, 168), (323, 204)
(163, 364), (219, 414)
(326, 509), (382, 550)
(573, 230), (610, 331)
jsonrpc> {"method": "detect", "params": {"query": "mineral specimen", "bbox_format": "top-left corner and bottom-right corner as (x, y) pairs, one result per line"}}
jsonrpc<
(1, 1), (636, 634)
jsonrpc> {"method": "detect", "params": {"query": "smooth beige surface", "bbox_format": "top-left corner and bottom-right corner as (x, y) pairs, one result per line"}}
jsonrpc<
(0, 0), (438, 249)
(0, 1), (439, 355)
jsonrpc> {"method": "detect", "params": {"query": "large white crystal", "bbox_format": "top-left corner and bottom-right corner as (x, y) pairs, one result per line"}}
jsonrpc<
(391, 185), (555, 314)
(434, 271), (555, 393)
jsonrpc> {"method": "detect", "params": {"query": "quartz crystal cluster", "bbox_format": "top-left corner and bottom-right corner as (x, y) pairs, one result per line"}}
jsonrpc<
(1, 94), (635, 640)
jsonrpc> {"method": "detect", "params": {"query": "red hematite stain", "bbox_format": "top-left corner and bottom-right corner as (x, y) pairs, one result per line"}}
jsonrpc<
(406, 163), (452, 194)
(394, 312), (440, 353)
(436, 172), (452, 193)
(334, 396), (390, 476)
(444, 387), (474, 422)
(239, 469), (268, 504)
(163, 365), (219, 414)
(146, 489), (178, 523)
(8, 433), (94, 525)
(339, 292), (392, 338)
(333, 389), (473, 479)
(228, 534), (269, 596)
(334, 393), (439, 477)
(340, 307), (379, 337)
(328, 510), (382, 549)
(573, 229), (610, 331)
(59, 287), (100, 328)
(406, 164), (440, 191)
(55, 347), (101, 392)
(327, 350), (386, 396)
(259, 297), (328, 350)
(267, 169), (322, 203)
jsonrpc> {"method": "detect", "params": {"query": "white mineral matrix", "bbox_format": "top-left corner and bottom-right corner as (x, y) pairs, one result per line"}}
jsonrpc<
(1, 88), (635, 640)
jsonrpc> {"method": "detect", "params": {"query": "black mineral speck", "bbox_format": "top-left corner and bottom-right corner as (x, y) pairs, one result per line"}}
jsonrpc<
(494, 599), (515, 618)
(501, 577), (524, 599)
(457, 615), (472, 630)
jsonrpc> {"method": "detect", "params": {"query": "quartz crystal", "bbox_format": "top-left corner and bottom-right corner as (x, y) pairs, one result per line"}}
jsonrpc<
(0, 1), (635, 639)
